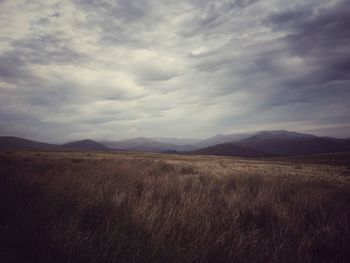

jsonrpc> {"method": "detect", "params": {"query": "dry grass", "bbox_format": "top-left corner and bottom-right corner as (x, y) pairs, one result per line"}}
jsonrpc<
(0, 151), (349, 263)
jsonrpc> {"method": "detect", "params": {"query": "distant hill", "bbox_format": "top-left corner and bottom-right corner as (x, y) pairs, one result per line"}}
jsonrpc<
(151, 137), (202, 145)
(2, 131), (350, 156)
(102, 131), (313, 153)
(103, 133), (253, 152)
(0, 137), (110, 151)
(179, 131), (350, 157)
(0, 136), (57, 150)
(101, 137), (194, 152)
(250, 130), (317, 140)
(190, 142), (269, 157)
(62, 140), (109, 151)
(236, 131), (350, 156)
(193, 133), (252, 149)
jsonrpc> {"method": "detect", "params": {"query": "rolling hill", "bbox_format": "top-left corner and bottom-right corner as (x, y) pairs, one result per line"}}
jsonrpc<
(101, 137), (194, 152)
(1, 130), (350, 157)
(189, 142), (269, 157)
(0, 136), (57, 150)
(236, 136), (350, 156)
(62, 140), (109, 151)
(193, 133), (253, 149)
(101, 133), (253, 152)
(180, 131), (350, 157)
(0, 137), (109, 151)
(151, 137), (202, 145)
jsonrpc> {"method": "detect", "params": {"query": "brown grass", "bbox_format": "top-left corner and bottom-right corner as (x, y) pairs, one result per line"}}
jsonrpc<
(0, 151), (349, 263)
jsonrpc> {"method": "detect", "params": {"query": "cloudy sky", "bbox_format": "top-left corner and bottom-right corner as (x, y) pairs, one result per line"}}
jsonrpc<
(0, 0), (349, 142)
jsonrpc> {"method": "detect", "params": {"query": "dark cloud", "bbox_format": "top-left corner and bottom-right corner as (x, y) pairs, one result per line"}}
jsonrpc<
(0, 51), (27, 81)
(0, 39), (81, 86)
(181, 0), (261, 37)
(73, 0), (153, 47)
(263, 0), (350, 111)
(268, 0), (350, 81)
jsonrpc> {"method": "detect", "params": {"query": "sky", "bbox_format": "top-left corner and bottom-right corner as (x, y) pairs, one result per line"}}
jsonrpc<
(0, 0), (349, 143)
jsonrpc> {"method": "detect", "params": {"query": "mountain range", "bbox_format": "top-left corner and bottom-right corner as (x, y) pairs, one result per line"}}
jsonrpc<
(1, 130), (350, 157)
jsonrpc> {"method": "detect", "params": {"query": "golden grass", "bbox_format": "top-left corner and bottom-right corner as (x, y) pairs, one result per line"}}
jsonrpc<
(0, 150), (349, 262)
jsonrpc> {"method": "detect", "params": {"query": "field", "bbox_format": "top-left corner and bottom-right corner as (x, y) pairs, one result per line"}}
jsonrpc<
(0, 150), (350, 263)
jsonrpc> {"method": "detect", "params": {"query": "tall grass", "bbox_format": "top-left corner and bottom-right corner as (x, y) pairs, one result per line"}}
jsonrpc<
(0, 153), (349, 262)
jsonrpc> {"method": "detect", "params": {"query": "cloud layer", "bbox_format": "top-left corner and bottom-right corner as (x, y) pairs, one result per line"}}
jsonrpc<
(0, 0), (349, 142)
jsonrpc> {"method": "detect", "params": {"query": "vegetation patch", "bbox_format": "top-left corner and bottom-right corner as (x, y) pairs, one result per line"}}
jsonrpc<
(0, 151), (349, 263)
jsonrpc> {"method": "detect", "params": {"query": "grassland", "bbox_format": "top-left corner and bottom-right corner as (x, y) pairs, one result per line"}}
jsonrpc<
(0, 150), (349, 263)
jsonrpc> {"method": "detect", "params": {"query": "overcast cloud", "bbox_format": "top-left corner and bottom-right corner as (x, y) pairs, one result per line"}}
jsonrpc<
(0, 0), (349, 142)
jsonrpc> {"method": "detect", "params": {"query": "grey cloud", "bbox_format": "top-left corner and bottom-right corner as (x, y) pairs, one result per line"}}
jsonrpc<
(0, 0), (349, 141)
(73, 0), (153, 47)
(0, 51), (27, 81)
(14, 35), (84, 65)
(267, 0), (350, 81)
(0, 35), (83, 86)
(135, 63), (178, 82)
(75, 0), (149, 23)
(264, 0), (350, 115)
(194, 0), (350, 100)
(181, 0), (260, 37)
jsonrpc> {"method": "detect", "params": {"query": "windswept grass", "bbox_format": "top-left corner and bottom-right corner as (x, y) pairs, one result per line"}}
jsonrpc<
(0, 151), (349, 262)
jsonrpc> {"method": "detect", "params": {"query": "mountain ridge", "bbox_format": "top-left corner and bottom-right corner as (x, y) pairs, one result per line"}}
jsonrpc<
(1, 130), (350, 157)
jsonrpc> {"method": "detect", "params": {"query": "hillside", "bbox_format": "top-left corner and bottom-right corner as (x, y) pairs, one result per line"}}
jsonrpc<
(62, 139), (109, 151)
(0, 136), (57, 150)
(190, 142), (269, 157)
(101, 137), (194, 152)
(180, 131), (350, 157)
(151, 137), (202, 145)
(1, 131), (350, 157)
(250, 130), (316, 140)
(193, 133), (252, 149)
(237, 136), (350, 156)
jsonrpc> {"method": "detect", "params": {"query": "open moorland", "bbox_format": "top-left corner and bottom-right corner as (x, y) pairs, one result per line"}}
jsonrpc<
(0, 150), (350, 263)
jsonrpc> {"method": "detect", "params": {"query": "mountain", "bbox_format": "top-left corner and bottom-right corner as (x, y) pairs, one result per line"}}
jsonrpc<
(251, 130), (317, 140)
(101, 137), (175, 152)
(102, 134), (251, 152)
(100, 132), (261, 153)
(102, 131), (319, 152)
(0, 136), (57, 150)
(151, 137), (202, 145)
(179, 131), (350, 157)
(2, 131), (350, 156)
(190, 142), (269, 157)
(237, 131), (350, 156)
(194, 133), (253, 149)
(101, 137), (194, 152)
(62, 140), (109, 151)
